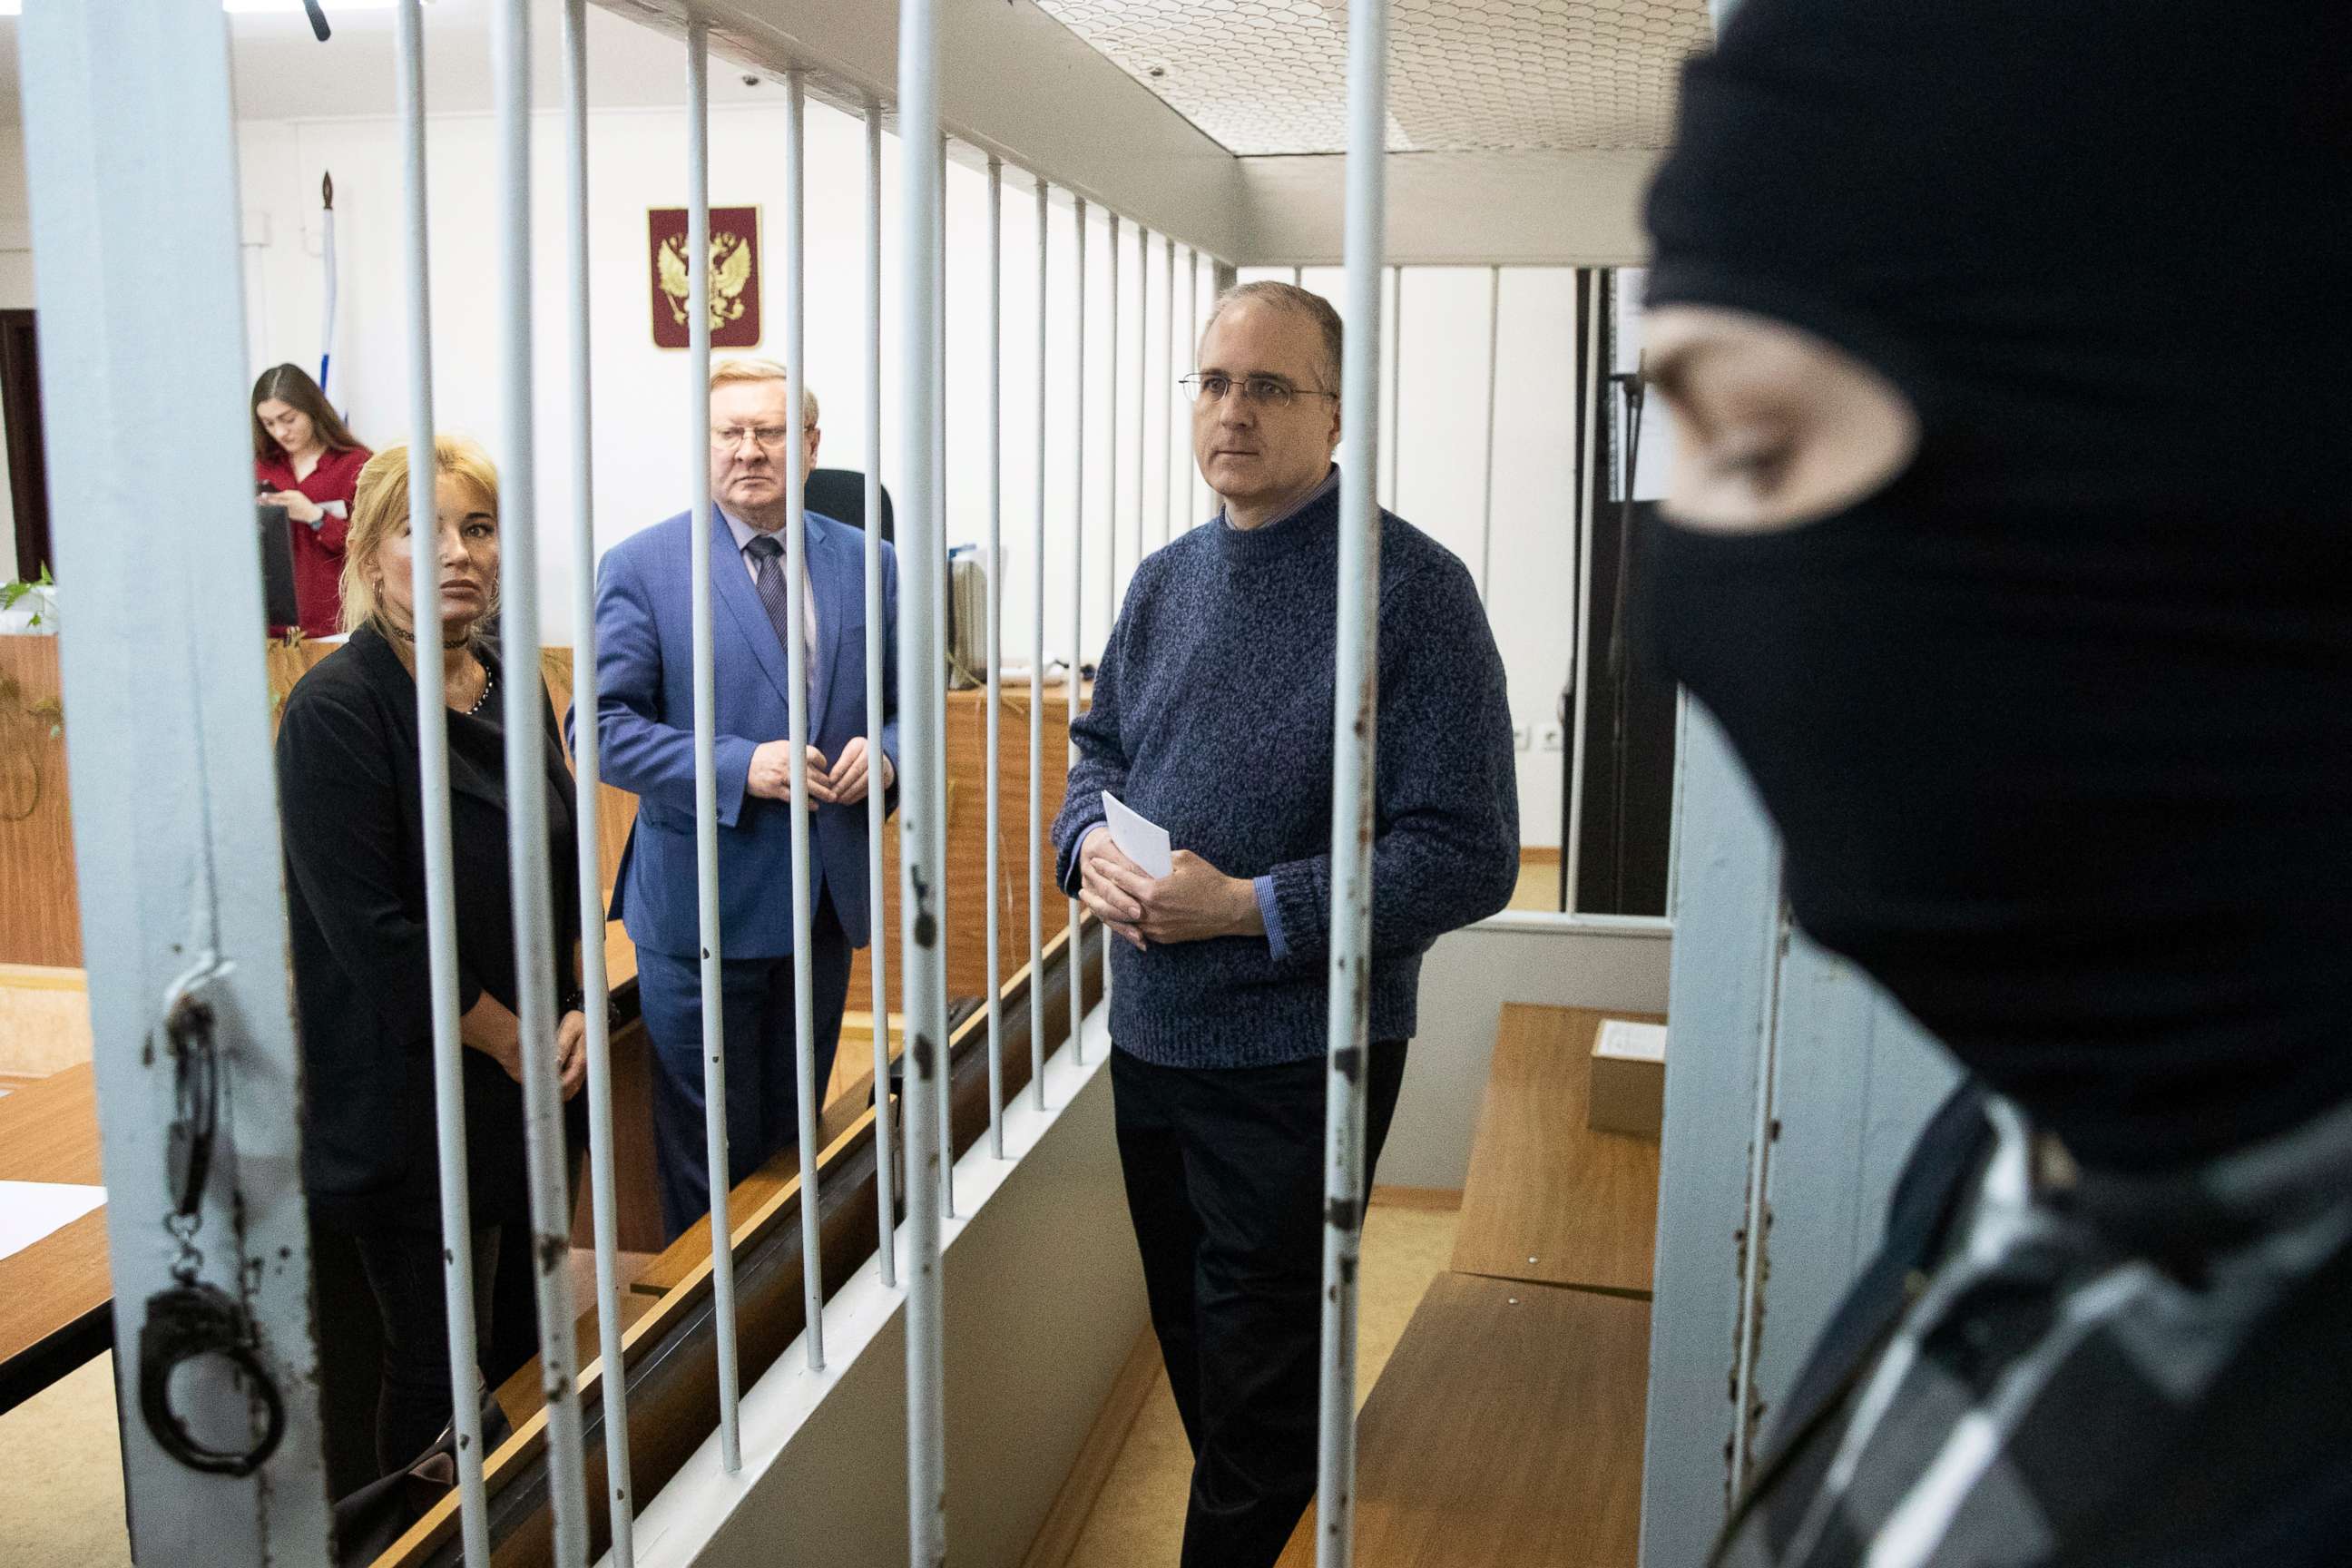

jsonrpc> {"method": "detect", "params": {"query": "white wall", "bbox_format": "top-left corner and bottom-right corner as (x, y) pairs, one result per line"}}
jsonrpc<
(232, 74), (1217, 656)
(1238, 148), (1658, 267)
(0, 122), (29, 586)
(1380, 921), (1674, 1191)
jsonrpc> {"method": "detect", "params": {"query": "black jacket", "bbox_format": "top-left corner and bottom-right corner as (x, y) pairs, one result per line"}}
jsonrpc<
(276, 622), (580, 1230)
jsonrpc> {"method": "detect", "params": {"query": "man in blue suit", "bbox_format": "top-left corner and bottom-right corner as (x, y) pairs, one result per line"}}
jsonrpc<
(591, 358), (897, 1241)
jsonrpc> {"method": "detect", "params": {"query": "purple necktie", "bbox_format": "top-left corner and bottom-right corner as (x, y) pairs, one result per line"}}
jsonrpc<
(741, 533), (813, 711)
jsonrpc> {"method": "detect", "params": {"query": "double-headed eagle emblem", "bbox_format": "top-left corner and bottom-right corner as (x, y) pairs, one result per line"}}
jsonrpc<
(658, 228), (754, 329)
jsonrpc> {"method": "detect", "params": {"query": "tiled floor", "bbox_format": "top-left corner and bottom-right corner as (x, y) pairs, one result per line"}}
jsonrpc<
(0, 1247), (652, 1568)
(1064, 1198), (1462, 1568)
(0, 1351), (129, 1568)
(1508, 855), (1563, 913)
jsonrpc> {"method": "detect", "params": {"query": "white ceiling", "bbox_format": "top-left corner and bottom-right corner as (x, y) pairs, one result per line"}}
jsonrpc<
(1030, 0), (1710, 156)
(0, 0), (1709, 152)
(0, 0), (1681, 261)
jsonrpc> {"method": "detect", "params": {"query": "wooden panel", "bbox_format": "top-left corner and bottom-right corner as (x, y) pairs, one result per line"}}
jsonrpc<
(1451, 1004), (1665, 1297)
(0, 637), (78, 968)
(0, 1062), (107, 1411)
(848, 681), (1078, 1009)
(1278, 1273), (1651, 1568)
(547, 660), (1080, 1006)
(534, 647), (645, 897)
(565, 1013), (668, 1259)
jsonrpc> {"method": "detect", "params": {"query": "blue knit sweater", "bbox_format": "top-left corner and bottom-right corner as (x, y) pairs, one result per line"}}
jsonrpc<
(1051, 473), (1520, 1070)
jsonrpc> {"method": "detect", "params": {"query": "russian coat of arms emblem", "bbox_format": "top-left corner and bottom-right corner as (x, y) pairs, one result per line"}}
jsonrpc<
(647, 206), (761, 348)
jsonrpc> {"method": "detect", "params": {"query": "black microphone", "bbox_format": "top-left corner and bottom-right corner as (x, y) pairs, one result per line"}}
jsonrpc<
(302, 0), (331, 43)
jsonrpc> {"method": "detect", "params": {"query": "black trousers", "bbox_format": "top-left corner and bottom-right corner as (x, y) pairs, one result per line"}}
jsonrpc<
(348, 1223), (501, 1480)
(638, 891), (853, 1243)
(315, 1150), (579, 1494)
(1111, 1040), (1410, 1568)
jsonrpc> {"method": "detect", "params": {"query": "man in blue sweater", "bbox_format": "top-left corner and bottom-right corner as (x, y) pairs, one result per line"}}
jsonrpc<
(1052, 282), (1519, 1566)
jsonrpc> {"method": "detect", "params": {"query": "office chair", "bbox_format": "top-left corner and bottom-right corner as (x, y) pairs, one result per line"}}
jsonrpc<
(806, 468), (894, 544)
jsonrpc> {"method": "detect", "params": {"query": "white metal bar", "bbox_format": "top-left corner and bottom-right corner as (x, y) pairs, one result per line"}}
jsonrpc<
(20, 5), (333, 1557)
(1188, 248), (1202, 524)
(1133, 229), (1151, 575)
(559, 0), (634, 1558)
(684, 17), (744, 1473)
(985, 157), (1006, 1159)
(1317, 0), (1390, 1561)
(935, 138), (956, 1220)
(862, 100), (897, 1289)
(395, 5), (493, 1562)
(1067, 197), (1088, 1067)
(1102, 211), (1119, 1013)
(491, 2), (590, 1559)
(1163, 235), (1178, 547)
(1668, 687), (1690, 920)
(1564, 269), (1602, 919)
(782, 67), (827, 1373)
(1107, 211), (1122, 606)
(1381, 265), (1401, 510)
(896, 0), (951, 1555)
(1477, 264), (1500, 605)
(1031, 176), (1051, 1115)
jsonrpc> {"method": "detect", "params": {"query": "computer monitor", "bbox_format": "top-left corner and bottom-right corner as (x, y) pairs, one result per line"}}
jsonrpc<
(256, 505), (302, 630)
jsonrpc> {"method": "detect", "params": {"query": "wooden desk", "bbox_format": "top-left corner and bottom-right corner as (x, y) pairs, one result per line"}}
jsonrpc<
(0, 1063), (108, 1413)
(1278, 1272), (1651, 1567)
(1451, 1004), (1665, 1298)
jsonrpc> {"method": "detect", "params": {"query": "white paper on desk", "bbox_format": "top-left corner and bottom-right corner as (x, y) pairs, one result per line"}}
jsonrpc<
(1102, 792), (1173, 878)
(0, 1181), (105, 1264)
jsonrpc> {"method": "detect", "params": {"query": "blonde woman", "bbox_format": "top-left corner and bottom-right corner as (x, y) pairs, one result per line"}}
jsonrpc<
(276, 435), (586, 1485)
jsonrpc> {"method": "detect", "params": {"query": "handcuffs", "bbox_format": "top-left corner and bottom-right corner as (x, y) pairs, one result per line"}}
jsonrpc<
(136, 973), (286, 1477)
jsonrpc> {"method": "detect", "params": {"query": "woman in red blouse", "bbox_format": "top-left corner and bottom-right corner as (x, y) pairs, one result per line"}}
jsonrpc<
(252, 362), (372, 638)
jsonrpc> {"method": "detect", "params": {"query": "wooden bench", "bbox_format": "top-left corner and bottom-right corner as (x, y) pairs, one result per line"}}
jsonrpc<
(1451, 1004), (1664, 1298)
(1279, 1003), (1669, 1564)
(1278, 1272), (1651, 1567)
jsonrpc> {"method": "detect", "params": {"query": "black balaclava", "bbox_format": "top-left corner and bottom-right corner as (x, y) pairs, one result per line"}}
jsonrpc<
(1636, 0), (2352, 1171)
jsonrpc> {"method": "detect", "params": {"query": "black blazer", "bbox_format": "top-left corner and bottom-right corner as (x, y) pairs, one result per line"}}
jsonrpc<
(277, 622), (580, 1230)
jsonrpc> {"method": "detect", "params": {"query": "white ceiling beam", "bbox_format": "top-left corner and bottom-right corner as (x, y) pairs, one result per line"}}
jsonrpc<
(1237, 149), (1660, 268)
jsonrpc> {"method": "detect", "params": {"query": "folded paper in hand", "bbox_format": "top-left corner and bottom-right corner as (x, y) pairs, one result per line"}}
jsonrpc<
(1102, 792), (1173, 878)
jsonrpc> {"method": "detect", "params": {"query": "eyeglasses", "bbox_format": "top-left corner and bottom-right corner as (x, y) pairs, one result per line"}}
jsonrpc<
(1177, 373), (1338, 410)
(710, 423), (816, 451)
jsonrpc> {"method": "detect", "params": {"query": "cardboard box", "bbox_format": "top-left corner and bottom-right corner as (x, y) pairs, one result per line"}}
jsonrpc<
(1589, 1018), (1667, 1140)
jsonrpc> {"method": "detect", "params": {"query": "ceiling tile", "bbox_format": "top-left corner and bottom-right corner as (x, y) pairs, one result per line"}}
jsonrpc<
(1033, 0), (1710, 155)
